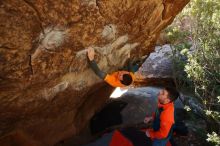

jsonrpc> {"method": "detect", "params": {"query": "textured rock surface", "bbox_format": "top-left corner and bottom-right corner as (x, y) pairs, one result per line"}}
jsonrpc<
(0, 0), (189, 145)
(138, 44), (173, 78)
(134, 44), (176, 86)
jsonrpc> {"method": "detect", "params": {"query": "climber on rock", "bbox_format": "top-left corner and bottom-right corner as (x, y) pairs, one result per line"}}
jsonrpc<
(144, 87), (179, 146)
(87, 47), (138, 87)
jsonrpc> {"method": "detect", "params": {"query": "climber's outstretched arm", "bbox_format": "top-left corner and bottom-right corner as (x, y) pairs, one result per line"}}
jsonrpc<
(87, 47), (107, 79)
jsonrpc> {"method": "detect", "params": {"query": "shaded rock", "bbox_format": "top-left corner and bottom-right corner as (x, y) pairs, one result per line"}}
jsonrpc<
(90, 87), (186, 132)
(0, 0), (189, 145)
(120, 87), (159, 124)
(0, 130), (42, 146)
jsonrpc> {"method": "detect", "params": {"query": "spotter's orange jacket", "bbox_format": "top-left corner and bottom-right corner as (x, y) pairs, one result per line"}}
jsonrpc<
(147, 102), (175, 139)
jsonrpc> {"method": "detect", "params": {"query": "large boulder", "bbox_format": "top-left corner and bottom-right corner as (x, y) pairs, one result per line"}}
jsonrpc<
(0, 0), (189, 145)
(134, 44), (176, 86)
(139, 44), (174, 79)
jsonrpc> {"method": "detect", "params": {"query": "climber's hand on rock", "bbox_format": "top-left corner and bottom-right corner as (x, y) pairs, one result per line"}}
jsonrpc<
(144, 116), (153, 124)
(87, 47), (95, 61)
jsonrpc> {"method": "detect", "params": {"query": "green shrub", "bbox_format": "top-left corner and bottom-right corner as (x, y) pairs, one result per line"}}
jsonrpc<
(166, 0), (220, 144)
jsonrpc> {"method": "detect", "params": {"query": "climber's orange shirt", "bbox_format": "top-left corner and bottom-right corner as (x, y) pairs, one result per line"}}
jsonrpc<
(104, 71), (135, 87)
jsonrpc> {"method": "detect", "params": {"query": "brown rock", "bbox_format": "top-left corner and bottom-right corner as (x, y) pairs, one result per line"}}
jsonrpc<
(0, 0), (189, 145)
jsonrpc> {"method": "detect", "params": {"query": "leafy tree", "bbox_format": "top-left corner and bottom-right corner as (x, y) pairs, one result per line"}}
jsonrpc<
(166, 0), (220, 145)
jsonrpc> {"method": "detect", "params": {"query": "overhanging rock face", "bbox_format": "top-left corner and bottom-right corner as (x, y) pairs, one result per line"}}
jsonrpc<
(0, 0), (189, 145)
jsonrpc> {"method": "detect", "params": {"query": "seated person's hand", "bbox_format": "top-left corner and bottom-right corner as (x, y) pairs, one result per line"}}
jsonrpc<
(145, 130), (150, 137)
(144, 116), (153, 124)
(87, 47), (95, 61)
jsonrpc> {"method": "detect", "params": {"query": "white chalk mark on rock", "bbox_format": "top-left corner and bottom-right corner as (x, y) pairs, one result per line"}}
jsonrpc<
(40, 27), (68, 50)
(43, 81), (69, 101)
(80, 0), (97, 6)
(32, 26), (68, 60)
(102, 24), (117, 41)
